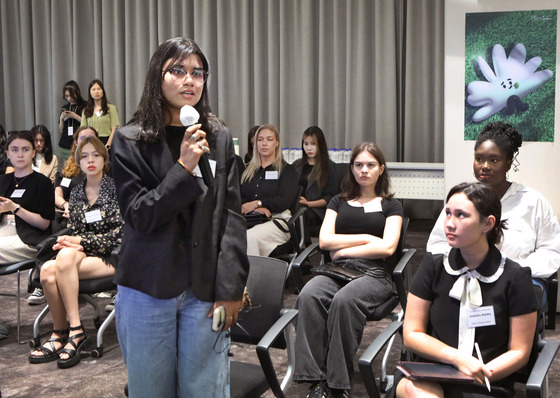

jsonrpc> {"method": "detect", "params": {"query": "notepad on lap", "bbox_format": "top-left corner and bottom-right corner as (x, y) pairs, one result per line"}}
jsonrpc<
(397, 361), (476, 384)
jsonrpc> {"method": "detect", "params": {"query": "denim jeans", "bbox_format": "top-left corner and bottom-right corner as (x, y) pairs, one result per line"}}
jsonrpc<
(116, 285), (230, 398)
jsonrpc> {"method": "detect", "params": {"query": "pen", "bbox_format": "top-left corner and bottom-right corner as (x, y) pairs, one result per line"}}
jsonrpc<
(474, 342), (491, 392)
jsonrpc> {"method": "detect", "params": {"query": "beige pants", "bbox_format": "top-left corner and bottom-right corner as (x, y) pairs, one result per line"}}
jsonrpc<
(0, 220), (37, 265)
(246, 219), (290, 257)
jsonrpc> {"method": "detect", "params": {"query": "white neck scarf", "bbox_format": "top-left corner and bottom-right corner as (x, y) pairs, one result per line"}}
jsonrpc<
(444, 249), (505, 355)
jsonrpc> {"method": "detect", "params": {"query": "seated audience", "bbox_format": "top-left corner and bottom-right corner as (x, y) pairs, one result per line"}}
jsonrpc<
(58, 80), (86, 164)
(80, 79), (120, 148)
(291, 126), (338, 242)
(31, 125), (58, 183)
(294, 142), (403, 398)
(29, 136), (123, 368)
(28, 127), (100, 305)
(0, 130), (54, 265)
(240, 124), (298, 256)
(427, 122), (560, 307)
(397, 182), (537, 397)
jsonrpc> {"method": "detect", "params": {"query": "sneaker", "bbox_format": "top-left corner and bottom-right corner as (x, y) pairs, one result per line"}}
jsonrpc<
(307, 381), (329, 398)
(28, 288), (46, 305)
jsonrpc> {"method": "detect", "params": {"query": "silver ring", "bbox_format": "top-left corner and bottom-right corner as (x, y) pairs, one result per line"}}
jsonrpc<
(190, 134), (198, 141)
(198, 142), (208, 152)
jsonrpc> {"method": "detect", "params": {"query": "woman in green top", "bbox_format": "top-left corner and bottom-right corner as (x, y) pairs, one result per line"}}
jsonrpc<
(80, 79), (119, 149)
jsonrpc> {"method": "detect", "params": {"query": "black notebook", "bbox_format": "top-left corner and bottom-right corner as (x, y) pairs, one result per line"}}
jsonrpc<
(397, 361), (476, 384)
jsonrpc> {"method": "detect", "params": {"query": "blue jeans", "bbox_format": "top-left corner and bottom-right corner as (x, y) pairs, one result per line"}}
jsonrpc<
(116, 285), (230, 398)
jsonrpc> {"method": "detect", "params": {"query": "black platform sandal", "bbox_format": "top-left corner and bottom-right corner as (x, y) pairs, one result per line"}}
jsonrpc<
(57, 324), (88, 369)
(28, 329), (69, 364)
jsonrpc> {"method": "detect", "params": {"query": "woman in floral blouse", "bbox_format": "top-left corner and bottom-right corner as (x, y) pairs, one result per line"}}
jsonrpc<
(29, 136), (123, 369)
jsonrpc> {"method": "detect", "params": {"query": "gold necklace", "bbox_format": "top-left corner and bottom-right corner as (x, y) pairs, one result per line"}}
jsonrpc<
(14, 173), (32, 188)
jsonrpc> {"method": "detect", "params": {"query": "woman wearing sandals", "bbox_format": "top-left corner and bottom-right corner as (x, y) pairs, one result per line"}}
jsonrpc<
(29, 136), (123, 368)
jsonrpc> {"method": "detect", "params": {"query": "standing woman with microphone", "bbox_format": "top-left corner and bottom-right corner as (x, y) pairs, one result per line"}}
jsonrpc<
(111, 37), (249, 398)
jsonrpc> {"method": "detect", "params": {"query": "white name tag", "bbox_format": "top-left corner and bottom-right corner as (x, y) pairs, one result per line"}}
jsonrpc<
(209, 159), (216, 177)
(363, 198), (382, 213)
(85, 209), (102, 223)
(265, 171), (278, 180)
(11, 189), (25, 198)
(67, 125), (74, 137)
(467, 305), (496, 328)
(60, 178), (71, 188)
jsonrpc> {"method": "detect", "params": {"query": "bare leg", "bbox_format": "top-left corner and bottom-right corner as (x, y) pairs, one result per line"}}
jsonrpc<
(396, 378), (444, 398)
(56, 251), (115, 360)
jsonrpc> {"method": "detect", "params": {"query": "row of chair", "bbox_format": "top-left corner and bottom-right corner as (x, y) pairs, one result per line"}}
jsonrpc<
(1, 217), (558, 397)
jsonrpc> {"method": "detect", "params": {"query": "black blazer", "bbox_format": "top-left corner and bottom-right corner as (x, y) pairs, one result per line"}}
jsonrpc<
(292, 158), (338, 219)
(111, 125), (249, 301)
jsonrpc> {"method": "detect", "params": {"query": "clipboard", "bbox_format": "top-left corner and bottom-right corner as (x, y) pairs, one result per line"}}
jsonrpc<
(397, 361), (476, 384)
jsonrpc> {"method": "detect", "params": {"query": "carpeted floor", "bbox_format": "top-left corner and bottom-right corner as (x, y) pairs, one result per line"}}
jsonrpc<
(0, 219), (558, 397)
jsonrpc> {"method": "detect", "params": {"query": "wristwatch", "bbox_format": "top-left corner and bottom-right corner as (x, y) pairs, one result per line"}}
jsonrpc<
(12, 205), (21, 215)
(257, 200), (262, 207)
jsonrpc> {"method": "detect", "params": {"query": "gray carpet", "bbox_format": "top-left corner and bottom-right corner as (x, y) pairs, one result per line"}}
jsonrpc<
(0, 219), (558, 397)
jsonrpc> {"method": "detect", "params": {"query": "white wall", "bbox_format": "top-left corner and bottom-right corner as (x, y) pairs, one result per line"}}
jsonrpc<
(445, 0), (560, 215)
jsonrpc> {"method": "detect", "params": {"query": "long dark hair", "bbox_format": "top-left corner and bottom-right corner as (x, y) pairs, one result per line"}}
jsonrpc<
(128, 37), (220, 143)
(299, 126), (329, 188)
(340, 142), (393, 201)
(62, 80), (86, 108)
(84, 79), (109, 118)
(475, 121), (522, 171)
(447, 182), (506, 245)
(0, 124), (7, 169)
(31, 125), (54, 164)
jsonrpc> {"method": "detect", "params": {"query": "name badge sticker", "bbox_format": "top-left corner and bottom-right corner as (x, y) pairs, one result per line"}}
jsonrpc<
(209, 159), (217, 177)
(60, 178), (71, 188)
(363, 198), (383, 213)
(85, 209), (103, 223)
(11, 189), (25, 198)
(265, 171), (278, 180)
(467, 305), (496, 328)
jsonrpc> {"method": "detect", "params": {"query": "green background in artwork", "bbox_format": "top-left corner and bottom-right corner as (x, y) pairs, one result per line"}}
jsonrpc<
(465, 10), (557, 142)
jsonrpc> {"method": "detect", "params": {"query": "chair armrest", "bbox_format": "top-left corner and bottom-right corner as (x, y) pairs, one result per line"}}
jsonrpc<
(392, 248), (416, 312)
(35, 228), (71, 251)
(291, 243), (320, 270)
(358, 321), (403, 398)
(0, 259), (35, 276)
(526, 339), (560, 398)
(256, 309), (298, 398)
(111, 245), (121, 268)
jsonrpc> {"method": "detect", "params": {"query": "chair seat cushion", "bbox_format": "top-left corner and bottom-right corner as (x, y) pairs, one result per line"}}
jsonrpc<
(230, 361), (270, 398)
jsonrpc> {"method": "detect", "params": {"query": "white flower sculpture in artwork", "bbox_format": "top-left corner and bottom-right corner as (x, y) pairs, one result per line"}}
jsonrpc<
(466, 43), (553, 122)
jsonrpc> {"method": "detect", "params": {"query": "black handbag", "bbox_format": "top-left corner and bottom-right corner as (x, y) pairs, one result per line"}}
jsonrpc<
(244, 211), (270, 229)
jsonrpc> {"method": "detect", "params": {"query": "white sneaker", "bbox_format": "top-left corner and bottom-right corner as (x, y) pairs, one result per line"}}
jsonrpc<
(28, 288), (46, 305)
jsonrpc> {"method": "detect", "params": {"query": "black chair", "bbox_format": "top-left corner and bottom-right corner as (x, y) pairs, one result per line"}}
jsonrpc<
(27, 243), (117, 358)
(545, 271), (558, 330)
(269, 187), (307, 267)
(230, 255), (298, 398)
(290, 217), (416, 390)
(358, 319), (559, 398)
(0, 259), (36, 342)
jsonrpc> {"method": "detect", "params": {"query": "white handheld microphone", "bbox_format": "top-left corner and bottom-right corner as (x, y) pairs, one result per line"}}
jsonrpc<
(180, 105), (213, 186)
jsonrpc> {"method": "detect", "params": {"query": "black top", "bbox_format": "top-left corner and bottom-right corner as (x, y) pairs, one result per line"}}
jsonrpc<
(328, 195), (403, 237)
(0, 171), (55, 245)
(411, 246), (538, 389)
(292, 158), (338, 219)
(59, 103), (86, 149)
(55, 173), (85, 201)
(240, 161), (298, 214)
